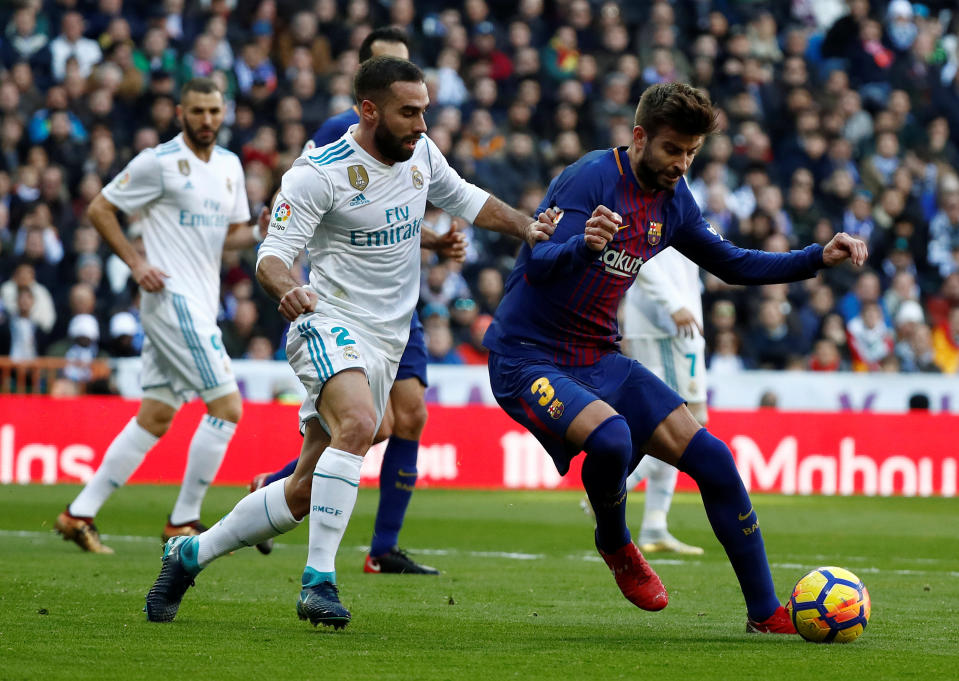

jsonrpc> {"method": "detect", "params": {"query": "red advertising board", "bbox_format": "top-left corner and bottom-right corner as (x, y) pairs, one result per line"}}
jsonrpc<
(1, 396), (956, 496)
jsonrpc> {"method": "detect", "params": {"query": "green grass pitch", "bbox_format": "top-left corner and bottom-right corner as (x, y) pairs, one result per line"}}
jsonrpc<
(1, 484), (957, 681)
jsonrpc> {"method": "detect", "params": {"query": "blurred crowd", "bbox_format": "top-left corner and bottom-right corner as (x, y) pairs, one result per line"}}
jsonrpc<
(2, 0), (959, 394)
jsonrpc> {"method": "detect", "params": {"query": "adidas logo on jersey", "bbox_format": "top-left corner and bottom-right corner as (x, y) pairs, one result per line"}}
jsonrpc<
(183, 181), (194, 190)
(348, 193), (371, 207)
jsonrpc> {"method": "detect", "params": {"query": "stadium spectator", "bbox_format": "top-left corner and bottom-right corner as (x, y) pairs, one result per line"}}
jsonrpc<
(847, 300), (895, 371)
(49, 12), (103, 82)
(1, 261), (55, 334)
(1, 7), (52, 85)
(927, 191), (959, 280)
(931, 306), (959, 373)
(0, 284), (48, 359)
(456, 313), (492, 365)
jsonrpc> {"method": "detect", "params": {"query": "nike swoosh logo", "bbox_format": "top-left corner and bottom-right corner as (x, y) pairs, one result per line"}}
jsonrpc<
(366, 559), (381, 573)
(738, 508), (754, 521)
(397, 469), (417, 478)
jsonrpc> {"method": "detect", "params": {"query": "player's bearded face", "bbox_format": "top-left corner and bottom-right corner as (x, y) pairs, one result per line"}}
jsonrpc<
(635, 128), (704, 191)
(180, 91), (225, 149)
(373, 116), (419, 163)
(371, 82), (428, 163)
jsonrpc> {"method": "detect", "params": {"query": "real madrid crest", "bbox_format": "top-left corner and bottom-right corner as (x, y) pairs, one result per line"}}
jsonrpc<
(226, 177), (233, 193)
(178, 159), (190, 176)
(647, 220), (662, 246)
(347, 164), (369, 191)
(343, 345), (360, 361)
(411, 165), (424, 190)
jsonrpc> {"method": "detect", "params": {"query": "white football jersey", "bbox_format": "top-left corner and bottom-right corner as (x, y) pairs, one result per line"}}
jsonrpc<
(622, 246), (703, 339)
(257, 126), (489, 359)
(102, 133), (250, 320)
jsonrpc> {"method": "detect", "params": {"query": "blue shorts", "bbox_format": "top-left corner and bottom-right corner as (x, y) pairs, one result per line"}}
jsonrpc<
(488, 351), (684, 475)
(395, 314), (428, 386)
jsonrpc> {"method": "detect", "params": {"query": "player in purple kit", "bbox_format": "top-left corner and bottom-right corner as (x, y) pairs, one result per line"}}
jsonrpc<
(249, 28), (446, 574)
(484, 82), (867, 633)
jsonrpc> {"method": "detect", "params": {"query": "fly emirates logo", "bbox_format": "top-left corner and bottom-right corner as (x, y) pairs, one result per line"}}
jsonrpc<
(600, 245), (643, 277)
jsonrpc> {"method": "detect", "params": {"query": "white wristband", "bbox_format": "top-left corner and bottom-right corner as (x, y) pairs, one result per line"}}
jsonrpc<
(251, 223), (264, 242)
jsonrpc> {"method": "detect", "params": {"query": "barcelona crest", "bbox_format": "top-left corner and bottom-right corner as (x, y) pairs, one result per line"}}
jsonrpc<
(647, 220), (662, 246)
(547, 399), (565, 419)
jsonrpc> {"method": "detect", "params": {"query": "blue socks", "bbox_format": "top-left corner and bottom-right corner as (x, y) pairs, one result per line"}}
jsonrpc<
(677, 428), (779, 621)
(369, 436), (419, 557)
(265, 458), (298, 486)
(302, 566), (336, 588)
(581, 415), (633, 553)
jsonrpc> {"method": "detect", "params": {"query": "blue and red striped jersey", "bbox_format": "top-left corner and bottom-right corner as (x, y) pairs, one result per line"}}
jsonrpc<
(483, 147), (825, 366)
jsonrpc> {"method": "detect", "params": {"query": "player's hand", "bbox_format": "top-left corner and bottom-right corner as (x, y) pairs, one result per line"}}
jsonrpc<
(132, 261), (169, 293)
(822, 232), (868, 268)
(526, 210), (558, 247)
(584, 205), (622, 251)
(258, 205), (270, 232)
(278, 285), (318, 322)
(434, 220), (467, 262)
(671, 307), (703, 340)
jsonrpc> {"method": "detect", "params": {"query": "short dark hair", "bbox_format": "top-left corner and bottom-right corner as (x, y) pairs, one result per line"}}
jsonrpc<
(634, 82), (718, 139)
(180, 77), (221, 102)
(359, 27), (409, 63)
(354, 56), (424, 106)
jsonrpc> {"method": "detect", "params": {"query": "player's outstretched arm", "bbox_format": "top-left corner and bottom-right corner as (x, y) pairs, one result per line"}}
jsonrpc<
(256, 255), (318, 322)
(822, 232), (868, 267)
(87, 193), (168, 292)
(472, 195), (554, 248)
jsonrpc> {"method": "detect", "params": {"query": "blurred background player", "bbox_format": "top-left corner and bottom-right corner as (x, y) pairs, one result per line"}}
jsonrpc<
(144, 57), (551, 627)
(621, 247), (707, 556)
(250, 28), (450, 575)
(55, 78), (263, 553)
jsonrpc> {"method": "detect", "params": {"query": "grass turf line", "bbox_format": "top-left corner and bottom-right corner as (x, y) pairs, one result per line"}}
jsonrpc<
(1, 485), (957, 681)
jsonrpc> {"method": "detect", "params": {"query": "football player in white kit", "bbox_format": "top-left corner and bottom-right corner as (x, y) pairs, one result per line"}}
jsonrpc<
(56, 78), (263, 553)
(145, 57), (553, 627)
(620, 247), (707, 555)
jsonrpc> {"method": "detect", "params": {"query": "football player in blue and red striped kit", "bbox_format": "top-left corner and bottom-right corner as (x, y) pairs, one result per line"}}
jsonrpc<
(484, 82), (867, 634)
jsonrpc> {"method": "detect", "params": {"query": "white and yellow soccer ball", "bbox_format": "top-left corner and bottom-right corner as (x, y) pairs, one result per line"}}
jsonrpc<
(786, 566), (871, 643)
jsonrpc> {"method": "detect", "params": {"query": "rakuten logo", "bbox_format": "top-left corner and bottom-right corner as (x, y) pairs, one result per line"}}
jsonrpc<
(0, 424), (96, 484)
(731, 435), (957, 497)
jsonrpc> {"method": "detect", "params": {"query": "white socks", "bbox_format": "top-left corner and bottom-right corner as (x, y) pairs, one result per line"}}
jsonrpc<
(69, 417), (158, 517)
(305, 447), (363, 574)
(169, 415), (235, 525)
(628, 455), (679, 533)
(196, 478), (299, 567)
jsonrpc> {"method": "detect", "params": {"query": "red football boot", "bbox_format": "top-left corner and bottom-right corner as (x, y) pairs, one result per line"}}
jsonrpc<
(746, 605), (798, 634)
(596, 540), (669, 611)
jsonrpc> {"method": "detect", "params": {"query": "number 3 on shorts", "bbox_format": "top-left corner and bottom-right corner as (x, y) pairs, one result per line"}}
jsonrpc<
(330, 326), (356, 346)
(530, 377), (555, 406)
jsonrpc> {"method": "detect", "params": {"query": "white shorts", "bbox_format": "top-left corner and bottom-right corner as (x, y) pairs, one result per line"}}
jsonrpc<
(627, 335), (707, 403)
(140, 291), (237, 408)
(286, 313), (399, 434)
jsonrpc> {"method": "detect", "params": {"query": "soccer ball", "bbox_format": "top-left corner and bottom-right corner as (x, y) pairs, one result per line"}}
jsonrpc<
(786, 566), (871, 643)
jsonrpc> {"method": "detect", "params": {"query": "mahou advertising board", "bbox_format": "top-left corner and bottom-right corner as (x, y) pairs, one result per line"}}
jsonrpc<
(1, 396), (956, 497)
